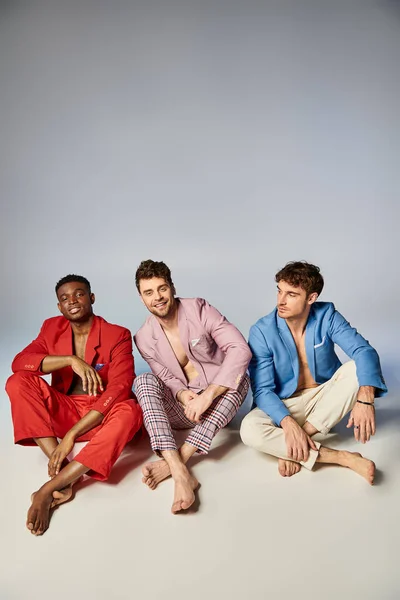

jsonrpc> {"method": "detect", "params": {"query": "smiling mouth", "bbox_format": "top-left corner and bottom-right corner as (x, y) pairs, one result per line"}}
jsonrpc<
(69, 307), (81, 314)
(154, 301), (167, 309)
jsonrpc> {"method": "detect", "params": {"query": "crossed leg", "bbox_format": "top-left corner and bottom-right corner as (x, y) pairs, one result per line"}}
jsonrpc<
(241, 361), (376, 483)
(135, 373), (249, 511)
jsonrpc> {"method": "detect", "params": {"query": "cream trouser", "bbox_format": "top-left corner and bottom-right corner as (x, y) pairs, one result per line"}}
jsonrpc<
(240, 360), (359, 470)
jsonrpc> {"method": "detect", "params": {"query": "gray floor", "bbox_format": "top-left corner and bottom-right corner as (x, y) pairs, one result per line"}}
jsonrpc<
(1, 367), (399, 600)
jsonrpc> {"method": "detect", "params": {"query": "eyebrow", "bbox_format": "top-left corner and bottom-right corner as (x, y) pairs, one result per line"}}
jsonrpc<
(59, 288), (87, 296)
(277, 286), (300, 295)
(141, 284), (167, 294)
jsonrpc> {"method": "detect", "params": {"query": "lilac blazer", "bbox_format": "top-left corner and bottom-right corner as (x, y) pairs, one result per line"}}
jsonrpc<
(134, 297), (252, 398)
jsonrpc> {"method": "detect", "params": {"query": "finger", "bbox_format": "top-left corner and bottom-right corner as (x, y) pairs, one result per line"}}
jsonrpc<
(303, 444), (309, 462)
(287, 445), (293, 459)
(87, 371), (94, 396)
(91, 371), (98, 396)
(95, 371), (104, 392)
(347, 414), (354, 428)
(81, 372), (87, 392)
(308, 436), (318, 451)
(354, 424), (360, 442)
(371, 416), (376, 436)
(95, 371), (104, 391)
(360, 423), (367, 444)
(365, 423), (371, 442)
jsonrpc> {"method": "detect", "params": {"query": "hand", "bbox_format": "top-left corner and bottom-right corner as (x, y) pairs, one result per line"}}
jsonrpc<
(48, 433), (75, 477)
(71, 357), (104, 396)
(177, 389), (197, 407)
(184, 392), (213, 423)
(281, 416), (318, 463)
(347, 402), (376, 443)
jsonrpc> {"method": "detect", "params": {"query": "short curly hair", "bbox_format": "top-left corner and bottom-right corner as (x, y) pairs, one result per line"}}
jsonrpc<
(55, 274), (91, 295)
(135, 259), (175, 293)
(275, 261), (324, 296)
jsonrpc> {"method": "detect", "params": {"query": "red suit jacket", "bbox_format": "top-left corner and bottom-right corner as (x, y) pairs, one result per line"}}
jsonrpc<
(12, 315), (136, 415)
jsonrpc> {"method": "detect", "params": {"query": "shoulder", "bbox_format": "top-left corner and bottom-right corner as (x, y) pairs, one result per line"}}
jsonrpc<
(95, 315), (132, 339)
(250, 309), (278, 337)
(134, 314), (156, 346)
(311, 302), (337, 324)
(179, 297), (208, 311)
(40, 316), (69, 333)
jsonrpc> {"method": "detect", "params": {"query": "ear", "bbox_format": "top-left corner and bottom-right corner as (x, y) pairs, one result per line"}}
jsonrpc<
(57, 302), (62, 314)
(308, 292), (318, 305)
(90, 293), (95, 305)
(171, 285), (176, 296)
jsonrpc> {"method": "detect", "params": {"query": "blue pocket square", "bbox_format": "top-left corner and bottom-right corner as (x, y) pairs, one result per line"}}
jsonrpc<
(95, 364), (105, 371)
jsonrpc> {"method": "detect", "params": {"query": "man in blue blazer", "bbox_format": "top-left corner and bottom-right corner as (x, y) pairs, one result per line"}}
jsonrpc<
(240, 261), (387, 483)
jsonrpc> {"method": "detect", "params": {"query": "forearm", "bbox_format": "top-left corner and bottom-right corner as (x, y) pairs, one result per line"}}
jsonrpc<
(66, 410), (104, 440)
(41, 355), (73, 373)
(203, 383), (229, 402)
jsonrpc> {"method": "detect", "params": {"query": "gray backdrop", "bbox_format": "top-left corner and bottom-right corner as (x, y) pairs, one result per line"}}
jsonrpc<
(1, 0), (398, 386)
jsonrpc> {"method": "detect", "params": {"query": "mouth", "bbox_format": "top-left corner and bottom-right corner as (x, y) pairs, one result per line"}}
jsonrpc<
(69, 307), (81, 314)
(154, 301), (167, 310)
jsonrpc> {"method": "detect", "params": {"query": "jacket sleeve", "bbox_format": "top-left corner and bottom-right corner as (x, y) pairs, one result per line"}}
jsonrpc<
(328, 310), (387, 396)
(200, 299), (252, 390)
(11, 322), (49, 374)
(91, 330), (135, 416)
(248, 324), (291, 426)
(134, 337), (185, 399)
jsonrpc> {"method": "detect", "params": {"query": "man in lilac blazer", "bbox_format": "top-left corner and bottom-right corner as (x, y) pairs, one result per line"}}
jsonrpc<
(134, 259), (251, 514)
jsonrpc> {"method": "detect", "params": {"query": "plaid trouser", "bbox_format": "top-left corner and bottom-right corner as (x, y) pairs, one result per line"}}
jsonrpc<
(134, 372), (250, 455)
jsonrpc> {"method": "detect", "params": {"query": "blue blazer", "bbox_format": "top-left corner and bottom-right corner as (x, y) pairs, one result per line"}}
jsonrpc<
(248, 302), (387, 426)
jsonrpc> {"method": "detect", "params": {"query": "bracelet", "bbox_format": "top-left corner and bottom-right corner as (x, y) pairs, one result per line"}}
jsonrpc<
(357, 400), (375, 406)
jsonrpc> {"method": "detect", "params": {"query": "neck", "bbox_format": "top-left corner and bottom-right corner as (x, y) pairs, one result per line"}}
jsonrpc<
(285, 311), (310, 337)
(156, 300), (178, 331)
(70, 314), (94, 336)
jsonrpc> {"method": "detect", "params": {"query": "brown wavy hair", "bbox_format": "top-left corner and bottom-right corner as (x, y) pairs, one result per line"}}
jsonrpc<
(275, 261), (324, 296)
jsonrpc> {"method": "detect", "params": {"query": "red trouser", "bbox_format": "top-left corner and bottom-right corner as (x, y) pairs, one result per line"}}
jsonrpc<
(6, 371), (143, 481)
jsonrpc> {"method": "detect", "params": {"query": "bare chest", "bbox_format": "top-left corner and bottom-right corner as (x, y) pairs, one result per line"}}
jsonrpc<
(73, 333), (88, 361)
(163, 328), (199, 382)
(164, 329), (189, 368)
(293, 334), (318, 391)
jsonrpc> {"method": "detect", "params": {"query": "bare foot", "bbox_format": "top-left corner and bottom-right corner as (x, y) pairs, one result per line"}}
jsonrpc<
(27, 488), (54, 536)
(342, 451), (376, 484)
(51, 484), (73, 507)
(171, 475), (199, 514)
(31, 484), (74, 509)
(278, 459), (301, 477)
(142, 460), (171, 490)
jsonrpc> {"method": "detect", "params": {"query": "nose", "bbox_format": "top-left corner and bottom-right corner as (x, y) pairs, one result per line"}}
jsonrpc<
(68, 295), (78, 306)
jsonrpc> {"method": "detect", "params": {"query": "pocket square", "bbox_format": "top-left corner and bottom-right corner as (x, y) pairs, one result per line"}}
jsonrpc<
(191, 338), (200, 347)
(95, 363), (105, 371)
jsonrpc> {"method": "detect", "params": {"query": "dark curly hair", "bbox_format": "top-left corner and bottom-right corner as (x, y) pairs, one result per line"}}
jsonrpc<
(55, 274), (91, 296)
(135, 259), (175, 293)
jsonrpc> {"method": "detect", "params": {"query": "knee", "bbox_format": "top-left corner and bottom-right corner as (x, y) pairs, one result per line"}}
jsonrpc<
(108, 401), (143, 432)
(337, 360), (358, 386)
(240, 411), (261, 448)
(5, 371), (36, 396)
(134, 372), (159, 392)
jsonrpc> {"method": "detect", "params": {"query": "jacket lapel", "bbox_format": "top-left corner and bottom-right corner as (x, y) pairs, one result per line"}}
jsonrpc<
(85, 315), (101, 366)
(277, 313), (299, 378)
(305, 309), (317, 380)
(153, 300), (189, 379)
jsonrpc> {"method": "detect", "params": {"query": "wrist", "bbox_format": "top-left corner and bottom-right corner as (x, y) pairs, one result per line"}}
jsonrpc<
(280, 415), (296, 431)
(65, 429), (77, 442)
(176, 389), (186, 402)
